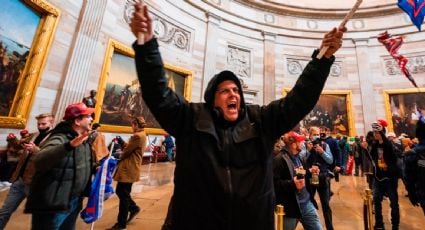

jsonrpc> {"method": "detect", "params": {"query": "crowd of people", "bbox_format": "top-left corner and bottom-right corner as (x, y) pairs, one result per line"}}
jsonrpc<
(273, 115), (425, 230)
(0, 2), (424, 230)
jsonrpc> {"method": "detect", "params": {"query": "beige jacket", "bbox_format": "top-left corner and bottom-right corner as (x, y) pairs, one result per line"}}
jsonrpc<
(113, 131), (146, 183)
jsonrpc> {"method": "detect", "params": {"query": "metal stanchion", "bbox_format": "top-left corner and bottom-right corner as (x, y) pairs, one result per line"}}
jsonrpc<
(275, 204), (285, 230)
(363, 188), (373, 230)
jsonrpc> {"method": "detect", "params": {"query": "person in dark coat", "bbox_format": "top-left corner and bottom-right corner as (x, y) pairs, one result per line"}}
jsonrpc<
(274, 131), (322, 230)
(370, 119), (400, 230)
(130, 3), (345, 230)
(25, 103), (94, 230)
(404, 113), (425, 215)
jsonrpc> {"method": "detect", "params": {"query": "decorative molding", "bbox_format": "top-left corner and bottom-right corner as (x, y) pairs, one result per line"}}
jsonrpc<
(383, 55), (425, 76)
(287, 58), (342, 77)
(307, 20), (318, 30)
(264, 14), (275, 24)
(123, 0), (137, 24)
(352, 19), (365, 30)
(152, 14), (191, 51)
(209, 0), (222, 5)
(227, 45), (251, 79)
(123, 1), (191, 52)
(232, 0), (401, 19)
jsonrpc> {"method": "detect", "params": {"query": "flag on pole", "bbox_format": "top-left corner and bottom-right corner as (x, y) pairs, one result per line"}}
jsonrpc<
(377, 31), (418, 87)
(398, 0), (425, 31)
(80, 156), (117, 224)
(149, 136), (157, 151)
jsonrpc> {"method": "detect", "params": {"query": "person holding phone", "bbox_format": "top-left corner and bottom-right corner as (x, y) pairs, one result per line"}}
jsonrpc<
(274, 131), (322, 230)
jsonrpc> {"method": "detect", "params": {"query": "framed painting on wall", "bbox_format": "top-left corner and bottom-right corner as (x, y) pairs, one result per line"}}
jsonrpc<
(282, 89), (354, 136)
(384, 88), (425, 137)
(0, 0), (60, 128)
(95, 39), (193, 134)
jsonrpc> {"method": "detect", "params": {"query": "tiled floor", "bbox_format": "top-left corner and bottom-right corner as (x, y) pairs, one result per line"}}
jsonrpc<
(1, 162), (424, 229)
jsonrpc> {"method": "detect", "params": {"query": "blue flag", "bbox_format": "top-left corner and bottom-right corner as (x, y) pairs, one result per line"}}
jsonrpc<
(80, 156), (117, 224)
(398, 0), (425, 30)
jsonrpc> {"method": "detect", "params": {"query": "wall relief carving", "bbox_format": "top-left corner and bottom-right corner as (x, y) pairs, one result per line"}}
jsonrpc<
(227, 45), (251, 79)
(124, 0), (191, 52)
(384, 55), (425, 76)
(287, 58), (342, 77)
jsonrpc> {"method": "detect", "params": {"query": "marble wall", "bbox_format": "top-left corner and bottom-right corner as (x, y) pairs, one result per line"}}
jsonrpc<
(1, 0), (425, 146)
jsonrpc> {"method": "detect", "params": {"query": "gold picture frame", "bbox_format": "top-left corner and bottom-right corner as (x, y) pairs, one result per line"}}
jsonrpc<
(384, 88), (425, 137)
(95, 39), (193, 134)
(282, 89), (354, 136)
(0, 0), (60, 128)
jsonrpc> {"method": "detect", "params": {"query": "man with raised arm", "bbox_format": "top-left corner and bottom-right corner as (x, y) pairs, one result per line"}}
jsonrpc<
(130, 3), (346, 229)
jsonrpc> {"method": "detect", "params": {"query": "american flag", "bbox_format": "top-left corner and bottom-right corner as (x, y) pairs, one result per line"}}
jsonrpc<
(80, 156), (117, 224)
(149, 136), (157, 151)
(377, 31), (418, 88)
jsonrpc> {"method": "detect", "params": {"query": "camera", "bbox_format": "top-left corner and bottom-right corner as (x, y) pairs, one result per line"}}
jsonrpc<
(311, 139), (321, 146)
(295, 168), (306, 180)
(296, 173), (305, 179)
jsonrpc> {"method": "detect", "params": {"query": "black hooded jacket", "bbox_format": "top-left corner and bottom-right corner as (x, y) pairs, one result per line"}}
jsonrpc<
(133, 38), (334, 230)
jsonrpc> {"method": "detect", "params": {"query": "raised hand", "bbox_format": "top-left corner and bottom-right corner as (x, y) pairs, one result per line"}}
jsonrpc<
(320, 26), (347, 59)
(130, 2), (153, 44)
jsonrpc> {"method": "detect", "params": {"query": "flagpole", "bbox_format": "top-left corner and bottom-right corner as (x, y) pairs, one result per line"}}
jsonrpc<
(136, 0), (145, 45)
(316, 0), (363, 59)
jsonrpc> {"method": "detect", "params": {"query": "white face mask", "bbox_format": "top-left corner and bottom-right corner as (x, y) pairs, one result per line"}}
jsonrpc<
(312, 135), (320, 141)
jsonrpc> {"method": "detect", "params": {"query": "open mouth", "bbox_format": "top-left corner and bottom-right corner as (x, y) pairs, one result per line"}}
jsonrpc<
(227, 101), (238, 112)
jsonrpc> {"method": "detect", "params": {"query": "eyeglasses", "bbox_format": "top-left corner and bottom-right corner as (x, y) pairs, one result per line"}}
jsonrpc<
(216, 87), (239, 96)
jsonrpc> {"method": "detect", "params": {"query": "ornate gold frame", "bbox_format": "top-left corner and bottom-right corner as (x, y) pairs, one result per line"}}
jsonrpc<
(95, 39), (193, 134)
(282, 88), (354, 136)
(383, 88), (425, 133)
(0, 0), (60, 128)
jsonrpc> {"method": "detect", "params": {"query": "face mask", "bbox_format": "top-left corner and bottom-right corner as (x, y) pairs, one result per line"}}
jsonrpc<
(312, 135), (320, 141)
(38, 127), (50, 134)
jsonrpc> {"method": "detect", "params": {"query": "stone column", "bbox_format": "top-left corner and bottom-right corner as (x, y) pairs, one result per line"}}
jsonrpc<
(354, 38), (376, 133)
(263, 32), (276, 104)
(201, 12), (221, 100)
(54, 0), (107, 120)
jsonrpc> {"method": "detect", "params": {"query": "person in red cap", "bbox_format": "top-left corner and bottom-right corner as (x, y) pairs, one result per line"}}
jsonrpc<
(0, 113), (54, 229)
(370, 119), (400, 230)
(273, 131), (322, 230)
(24, 102), (94, 230)
(130, 3), (345, 230)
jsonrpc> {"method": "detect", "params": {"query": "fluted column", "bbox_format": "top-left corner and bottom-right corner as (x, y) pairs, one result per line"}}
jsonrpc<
(263, 32), (276, 104)
(201, 12), (221, 99)
(54, 0), (107, 120)
(354, 38), (376, 132)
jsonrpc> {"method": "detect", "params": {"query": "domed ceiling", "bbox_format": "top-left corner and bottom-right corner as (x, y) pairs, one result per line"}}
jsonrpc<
(234, 0), (401, 18)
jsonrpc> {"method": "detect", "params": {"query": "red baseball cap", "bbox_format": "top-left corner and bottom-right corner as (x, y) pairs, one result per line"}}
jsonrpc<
(63, 102), (95, 120)
(7, 133), (16, 141)
(285, 131), (306, 143)
(20, 129), (29, 137)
